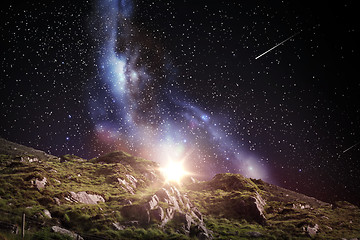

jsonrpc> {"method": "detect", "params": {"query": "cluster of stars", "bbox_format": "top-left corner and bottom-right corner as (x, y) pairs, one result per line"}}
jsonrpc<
(0, 1), (358, 205)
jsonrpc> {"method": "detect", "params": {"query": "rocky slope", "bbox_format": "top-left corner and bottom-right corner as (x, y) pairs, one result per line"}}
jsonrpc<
(0, 137), (359, 239)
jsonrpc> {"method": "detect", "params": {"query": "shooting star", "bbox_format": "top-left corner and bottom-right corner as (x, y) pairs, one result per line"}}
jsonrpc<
(343, 141), (360, 154)
(255, 31), (301, 60)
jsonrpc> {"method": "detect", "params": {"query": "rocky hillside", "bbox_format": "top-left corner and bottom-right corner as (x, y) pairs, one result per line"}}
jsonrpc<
(0, 138), (359, 239)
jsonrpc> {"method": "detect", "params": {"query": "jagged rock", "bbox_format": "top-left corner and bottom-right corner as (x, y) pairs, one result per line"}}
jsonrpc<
(121, 204), (150, 224)
(118, 178), (135, 194)
(147, 195), (159, 210)
(126, 174), (137, 188)
(54, 197), (61, 206)
(33, 177), (47, 190)
(191, 207), (203, 221)
(305, 223), (319, 237)
(226, 191), (267, 225)
(172, 211), (212, 239)
(51, 226), (83, 240)
(112, 222), (125, 230)
(156, 188), (171, 201)
(248, 192), (267, 224)
(66, 192), (105, 204)
(150, 207), (164, 222)
(43, 209), (52, 218)
(173, 212), (192, 233)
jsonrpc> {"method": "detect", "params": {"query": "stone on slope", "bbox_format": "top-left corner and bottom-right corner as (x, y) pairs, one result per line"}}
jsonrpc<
(51, 226), (83, 240)
(67, 192), (105, 204)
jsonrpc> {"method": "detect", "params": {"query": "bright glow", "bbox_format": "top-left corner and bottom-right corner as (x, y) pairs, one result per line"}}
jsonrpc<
(160, 161), (187, 183)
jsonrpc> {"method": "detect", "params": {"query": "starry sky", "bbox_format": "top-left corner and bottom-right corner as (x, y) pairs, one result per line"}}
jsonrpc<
(1, 0), (359, 205)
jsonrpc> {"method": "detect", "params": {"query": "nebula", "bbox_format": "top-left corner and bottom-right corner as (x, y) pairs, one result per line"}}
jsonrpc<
(88, 0), (268, 179)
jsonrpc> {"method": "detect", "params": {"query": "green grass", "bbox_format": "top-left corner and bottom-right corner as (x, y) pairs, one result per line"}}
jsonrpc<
(1, 138), (360, 239)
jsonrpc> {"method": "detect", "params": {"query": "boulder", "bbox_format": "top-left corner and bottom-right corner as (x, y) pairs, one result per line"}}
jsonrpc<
(226, 191), (266, 225)
(112, 222), (125, 230)
(121, 204), (150, 225)
(51, 226), (83, 240)
(150, 207), (164, 222)
(67, 192), (105, 204)
(43, 209), (52, 218)
(305, 224), (319, 237)
(147, 195), (159, 210)
(33, 177), (47, 190)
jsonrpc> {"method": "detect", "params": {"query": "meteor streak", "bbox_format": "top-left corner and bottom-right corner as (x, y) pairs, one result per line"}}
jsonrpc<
(255, 31), (301, 60)
(343, 141), (360, 153)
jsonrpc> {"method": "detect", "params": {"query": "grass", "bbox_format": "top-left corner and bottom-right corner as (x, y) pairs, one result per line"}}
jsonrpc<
(1, 137), (360, 239)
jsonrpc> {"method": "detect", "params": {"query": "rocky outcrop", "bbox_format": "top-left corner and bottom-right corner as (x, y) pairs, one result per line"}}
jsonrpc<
(65, 192), (105, 204)
(51, 226), (83, 240)
(304, 223), (319, 237)
(32, 177), (47, 190)
(118, 178), (135, 194)
(120, 185), (212, 239)
(117, 174), (138, 194)
(252, 191), (266, 224)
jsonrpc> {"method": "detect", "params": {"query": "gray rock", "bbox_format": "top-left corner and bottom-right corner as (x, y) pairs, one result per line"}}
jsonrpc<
(67, 191), (105, 204)
(51, 226), (83, 240)
(33, 177), (47, 190)
(150, 207), (164, 222)
(43, 209), (52, 218)
(112, 222), (125, 230)
(148, 195), (159, 210)
(121, 204), (150, 224)
(126, 174), (138, 188)
(305, 223), (319, 237)
(118, 178), (135, 194)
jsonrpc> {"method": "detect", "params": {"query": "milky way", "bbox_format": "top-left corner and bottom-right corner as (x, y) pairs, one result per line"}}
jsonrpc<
(87, 0), (267, 179)
(1, 0), (359, 205)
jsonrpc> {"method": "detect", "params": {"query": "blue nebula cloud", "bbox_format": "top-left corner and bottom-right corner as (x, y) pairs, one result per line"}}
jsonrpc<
(88, 0), (268, 179)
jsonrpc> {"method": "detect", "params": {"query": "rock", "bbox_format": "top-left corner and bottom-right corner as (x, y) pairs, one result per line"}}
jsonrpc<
(305, 224), (319, 237)
(112, 222), (125, 230)
(120, 199), (133, 205)
(33, 177), (47, 190)
(43, 209), (52, 218)
(150, 207), (164, 222)
(67, 192), (105, 204)
(126, 174), (138, 188)
(147, 195), (159, 210)
(51, 226), (84, 240)
(191, 207), (203, 221)
(173, 212), (192, 233)
(118, 178), (135, 194)
(54, 197), (61, 206)
(227, 191), (266, 225)
(121, 204), (150, 225)
(156, 188), (171, 202)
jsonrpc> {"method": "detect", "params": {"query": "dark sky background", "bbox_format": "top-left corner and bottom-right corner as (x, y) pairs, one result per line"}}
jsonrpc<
(1, 0), (359, 206)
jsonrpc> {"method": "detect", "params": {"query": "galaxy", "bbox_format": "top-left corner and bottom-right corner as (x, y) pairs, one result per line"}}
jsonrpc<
(1, 1), (359, 205)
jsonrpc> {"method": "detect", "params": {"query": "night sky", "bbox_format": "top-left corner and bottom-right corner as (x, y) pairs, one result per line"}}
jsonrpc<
(1, 0), (359, 205)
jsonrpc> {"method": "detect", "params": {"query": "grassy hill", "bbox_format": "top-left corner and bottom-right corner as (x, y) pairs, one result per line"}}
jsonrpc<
(0, 137), (359, 239)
